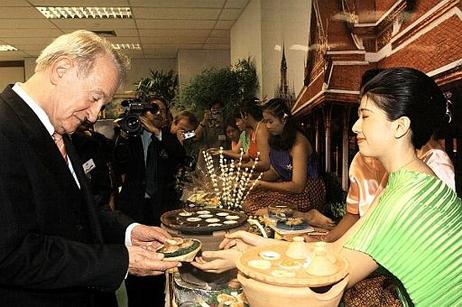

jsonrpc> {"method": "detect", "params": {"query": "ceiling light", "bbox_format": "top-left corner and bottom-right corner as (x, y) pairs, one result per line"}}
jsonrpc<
(0, 45), (17, 51)
(112, 43), (141, 50)
(36, 6), (132, 19)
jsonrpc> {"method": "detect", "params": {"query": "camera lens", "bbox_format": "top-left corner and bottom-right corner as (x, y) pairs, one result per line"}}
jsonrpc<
(126, 115), (140, 132)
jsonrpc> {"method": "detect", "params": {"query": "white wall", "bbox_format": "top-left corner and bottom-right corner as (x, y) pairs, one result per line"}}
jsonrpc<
(230, 0), (262, 97)
(177, 49), (230, 87)
(231, 0), (310, 99)
(122, 58), (177, 94)
(0, 66), (24, 89)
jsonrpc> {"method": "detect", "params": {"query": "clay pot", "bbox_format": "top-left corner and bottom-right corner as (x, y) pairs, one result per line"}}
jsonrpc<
(237, 273), (349, 307)
(285, 236), (311, 260)
(306, 242), (337, 276)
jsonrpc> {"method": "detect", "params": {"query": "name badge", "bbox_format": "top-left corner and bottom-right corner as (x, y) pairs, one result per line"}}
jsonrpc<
(218, 134), (226, 141)
(83, 159), (96, 174)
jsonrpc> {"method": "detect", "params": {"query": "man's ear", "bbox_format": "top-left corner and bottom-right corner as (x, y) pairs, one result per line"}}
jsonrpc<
(393, 116), (411, 139)
(50, 56), (73, 85)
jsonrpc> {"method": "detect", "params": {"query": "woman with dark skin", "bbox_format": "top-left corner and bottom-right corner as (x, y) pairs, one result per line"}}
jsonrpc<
(193, 68), (462, 306)
(243, 98), (327, 217)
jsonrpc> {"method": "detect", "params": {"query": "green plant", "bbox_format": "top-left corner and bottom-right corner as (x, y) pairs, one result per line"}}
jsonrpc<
(135, 69), (178, 106)
(174, 57), (258, 118)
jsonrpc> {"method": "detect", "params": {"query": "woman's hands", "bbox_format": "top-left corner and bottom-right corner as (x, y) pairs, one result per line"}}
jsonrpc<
(191, 231), (274, 273)
(192, 249), (242, 274)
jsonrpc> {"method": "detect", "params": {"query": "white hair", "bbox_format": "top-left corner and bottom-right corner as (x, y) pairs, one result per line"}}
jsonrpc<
(35, 30), (130, 87)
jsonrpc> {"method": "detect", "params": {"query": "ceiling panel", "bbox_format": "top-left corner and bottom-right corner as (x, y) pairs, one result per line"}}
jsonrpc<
(225, 0), (249, 9)
(28, 0), (130, 6)
(136, 19), (216, 29)
(214, 20), (234, 29)
(219, 9), (242, 20)
(0, 0), (247, 60)
(0, 19), (56, 29)
(138, 29), (210, 37)
(210, 29), (229, 37)
(0, 7), (44, 19)
(130, 0), (224, 8)
(52, 19), (136, 29)
(132, 7), (220, 19)
(0, 0), (32, 6)
(140, 36), (207, 44)
(206, 37), (229, 44)
(0, 28), (62, 37)
(1, 37), (56, 45)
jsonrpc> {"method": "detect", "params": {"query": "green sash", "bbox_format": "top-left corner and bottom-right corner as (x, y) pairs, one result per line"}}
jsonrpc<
(344, 170), (462, 306)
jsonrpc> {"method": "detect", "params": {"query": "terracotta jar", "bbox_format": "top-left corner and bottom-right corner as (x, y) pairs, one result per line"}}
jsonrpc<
(238, 273), (349, 307)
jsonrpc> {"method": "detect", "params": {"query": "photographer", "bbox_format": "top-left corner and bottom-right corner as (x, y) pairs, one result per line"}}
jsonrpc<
(195, 102), (226, 170)
(114, 96), (186, 307)
(170, 110), (199, 145)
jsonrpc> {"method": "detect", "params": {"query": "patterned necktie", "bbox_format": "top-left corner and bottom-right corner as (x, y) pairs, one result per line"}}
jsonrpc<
(52, 132), (68, 162)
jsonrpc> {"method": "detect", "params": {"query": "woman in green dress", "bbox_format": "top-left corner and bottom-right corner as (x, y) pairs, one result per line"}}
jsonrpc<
(193, 68), (462, 306)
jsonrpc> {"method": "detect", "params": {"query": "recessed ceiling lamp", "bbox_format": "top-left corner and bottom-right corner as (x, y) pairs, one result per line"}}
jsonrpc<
(112, 43), (141, 50)
(0, 45), (17, 51)
(36, 6), (132, 19)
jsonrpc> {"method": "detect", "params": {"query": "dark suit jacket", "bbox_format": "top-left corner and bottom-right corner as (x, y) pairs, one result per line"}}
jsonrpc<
(0, 86), (132, 307)
(114, 129), (186, 225)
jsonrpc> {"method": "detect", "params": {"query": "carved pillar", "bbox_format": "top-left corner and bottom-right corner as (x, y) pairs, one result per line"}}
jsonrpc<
(342, 106), (351, 190)
(315, 114), (320, 154)
(323, 105), (332, 173)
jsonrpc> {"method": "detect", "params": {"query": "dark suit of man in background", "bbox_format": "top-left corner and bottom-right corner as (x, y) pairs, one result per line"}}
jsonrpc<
(114, 97), (186, 306)
(0, 30), (179, 307)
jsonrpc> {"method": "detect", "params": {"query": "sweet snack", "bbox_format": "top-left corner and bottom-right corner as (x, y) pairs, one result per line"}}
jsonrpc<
(276, 217), (309, 231)
(157, 237), (201, 262)
(259, 251), (281, 261)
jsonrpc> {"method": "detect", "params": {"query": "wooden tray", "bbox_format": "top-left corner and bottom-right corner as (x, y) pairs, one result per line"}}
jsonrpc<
(161, 208), (247, 234)
(236, 243), (349, 287)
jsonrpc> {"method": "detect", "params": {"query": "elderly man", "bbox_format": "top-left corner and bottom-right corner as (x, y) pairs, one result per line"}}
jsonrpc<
(0, 30), (179, 306)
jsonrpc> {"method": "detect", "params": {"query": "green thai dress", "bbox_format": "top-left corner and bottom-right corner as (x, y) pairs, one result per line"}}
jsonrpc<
(344, 169), (462, 306)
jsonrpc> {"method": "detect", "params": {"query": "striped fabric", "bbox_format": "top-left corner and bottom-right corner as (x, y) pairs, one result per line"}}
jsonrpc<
(344, 169), (462, 306)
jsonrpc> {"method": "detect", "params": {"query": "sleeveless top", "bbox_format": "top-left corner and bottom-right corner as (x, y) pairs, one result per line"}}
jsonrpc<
(269, 148), (320, 181)
(247, 122), (261, 160)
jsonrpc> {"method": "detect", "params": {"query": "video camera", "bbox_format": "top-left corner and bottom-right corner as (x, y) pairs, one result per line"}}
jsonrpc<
(117, 99), (159, 137)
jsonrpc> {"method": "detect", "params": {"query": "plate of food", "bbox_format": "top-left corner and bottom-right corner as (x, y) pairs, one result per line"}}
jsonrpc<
(157, 237), (202, 262)
(276, 217), (309, 230)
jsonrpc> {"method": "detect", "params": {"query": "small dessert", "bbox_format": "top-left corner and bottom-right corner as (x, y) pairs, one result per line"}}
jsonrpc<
(199, 214), (214, 218)
(216, 212), (229, 217)
(197, 210), (211, 215)
(225, 215), (240, 220)
(259, 250), (281, 261)
(186, 217), (202, 222)
(277, 217), (308, 230)
(248, 259), (272, 270)
(278, 258), (301, 270)
(178, 211), (193, 217)
(224, 220), (238, 225)
(205, 218), (220, 223)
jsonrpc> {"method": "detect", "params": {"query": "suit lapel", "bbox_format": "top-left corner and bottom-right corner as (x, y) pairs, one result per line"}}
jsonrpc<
(1, 86), (76, 189)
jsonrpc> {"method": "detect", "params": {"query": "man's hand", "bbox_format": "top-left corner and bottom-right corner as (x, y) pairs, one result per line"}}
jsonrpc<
(127, 246), (179, 276)
(131, 224), (171, 251)
(191, 249), (241, 274)
(139, 114), (161, 135)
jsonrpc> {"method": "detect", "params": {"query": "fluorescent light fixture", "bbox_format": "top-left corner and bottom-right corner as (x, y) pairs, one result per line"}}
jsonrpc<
(112, 43), (141, 50)
(36, 6), (132, 19)
(0, 44), (17, 51)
